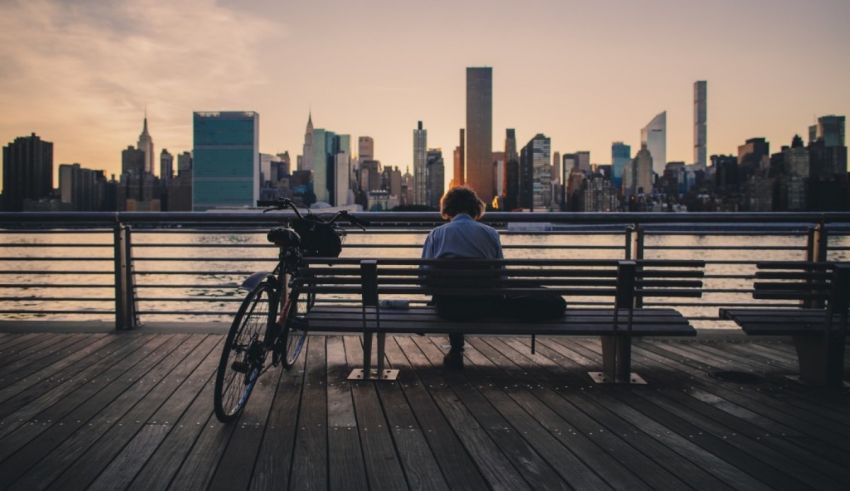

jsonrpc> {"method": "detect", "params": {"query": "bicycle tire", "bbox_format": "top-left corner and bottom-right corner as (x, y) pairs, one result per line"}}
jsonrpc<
(214, 281), (275, 423)
(280, 287), (309, 369)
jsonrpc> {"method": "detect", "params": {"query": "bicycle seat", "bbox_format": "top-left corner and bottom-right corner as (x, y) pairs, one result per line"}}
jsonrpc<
(267, 227), (301, 248)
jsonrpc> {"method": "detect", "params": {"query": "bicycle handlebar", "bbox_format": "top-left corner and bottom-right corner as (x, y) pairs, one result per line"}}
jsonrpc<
(257, 199), (370, 228)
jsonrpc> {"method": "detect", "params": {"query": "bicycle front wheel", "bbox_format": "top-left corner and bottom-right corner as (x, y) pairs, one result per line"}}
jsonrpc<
(214, 281), (275, 423)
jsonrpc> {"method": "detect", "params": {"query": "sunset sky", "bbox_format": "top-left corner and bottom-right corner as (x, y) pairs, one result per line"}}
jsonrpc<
(1, 0), (849, 191)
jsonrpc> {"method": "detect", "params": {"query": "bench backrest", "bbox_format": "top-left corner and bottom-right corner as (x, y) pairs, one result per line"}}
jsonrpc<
(753, 261), (850, 312)
(293, 258), (704, 308)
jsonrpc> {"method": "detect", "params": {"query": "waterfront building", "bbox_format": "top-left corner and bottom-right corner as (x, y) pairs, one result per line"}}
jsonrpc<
(611, 142), (631, 188)
(137, 114), (154, 175)
(583, 173), (619, 212)
(466, 67), (494, 202)
(519, 134), (551, 210)
(694, 81), (707, 169)
(503, 129), (519, 210)
(59, 163), (109, 211)
(2, 133), (53, 211)
(192, 111), (259, 210)
(641, 111), (667, 176)
(809, 115), (847, 178)
(426, 148), (445, 209)
(413, 121), (427, 205)
(160, 149), (173, 183)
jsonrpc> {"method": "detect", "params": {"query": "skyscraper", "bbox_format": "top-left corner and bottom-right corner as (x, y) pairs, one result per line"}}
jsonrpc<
(810, 115), (847, 178)
(426, 148), (445, 209)
(300, 112), (314, 171)
(452, 129), (465, 187)
(519, 134), (551, 210)
(335, 134), (351, 206)
(815, 115), (845, 147)
(576, 151), (591, 173)
(192, 111), (259, 210)
(465, 67), (494, 202)
(160, 149), (174, 183)
(503, 129), (519, 209)
(611, 142), (631, 188)
(137, 114), (154, 175)
(358, 136), (374, 161)
(694, 81), (707, 169)
(177, 151), (193, 176)
(552, 151), (561, 183)
(624, 144), (653, 197)
(310, 128), (342, 204)
(641, 111), (667, 176)
(2, 133), (53, 211)
(413, 121), (427, 205)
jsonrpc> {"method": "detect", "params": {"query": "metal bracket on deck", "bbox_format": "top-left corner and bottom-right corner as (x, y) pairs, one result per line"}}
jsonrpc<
(588, 371), (647, 385)
(348, 368), (400, 381)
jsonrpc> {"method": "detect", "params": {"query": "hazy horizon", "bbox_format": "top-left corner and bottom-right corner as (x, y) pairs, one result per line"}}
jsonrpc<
(1, 0), (849, 191)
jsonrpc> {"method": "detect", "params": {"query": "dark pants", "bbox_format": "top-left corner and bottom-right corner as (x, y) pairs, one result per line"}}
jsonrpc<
(435, 293), (566, 352)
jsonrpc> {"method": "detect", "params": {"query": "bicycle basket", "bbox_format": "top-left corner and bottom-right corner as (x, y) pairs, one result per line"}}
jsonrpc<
(291, 217), (342, 258)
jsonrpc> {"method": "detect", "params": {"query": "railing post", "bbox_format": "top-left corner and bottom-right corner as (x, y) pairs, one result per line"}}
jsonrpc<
(113, 222), (138, 330)
(805, 222), (828, 309)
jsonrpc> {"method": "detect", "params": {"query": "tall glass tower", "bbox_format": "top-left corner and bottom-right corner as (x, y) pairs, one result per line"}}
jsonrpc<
(192, 111), (259, 210)
(413, 121), (427, 205)
(466, 67), (494, 203)
(611, 142), (631, 188)
(641, 111), (667, 176)
(694, 81), (707, 169)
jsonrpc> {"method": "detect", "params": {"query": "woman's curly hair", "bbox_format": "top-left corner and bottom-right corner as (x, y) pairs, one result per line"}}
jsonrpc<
(440, 186), (485, 220)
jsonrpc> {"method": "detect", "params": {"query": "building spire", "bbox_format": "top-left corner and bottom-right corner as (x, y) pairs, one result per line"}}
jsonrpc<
(306, 108), (313, 133)
(142, 106), (149, 135)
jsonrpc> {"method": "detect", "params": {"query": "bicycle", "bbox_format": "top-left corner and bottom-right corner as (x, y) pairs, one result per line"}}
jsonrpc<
(213, 198), (367, 423)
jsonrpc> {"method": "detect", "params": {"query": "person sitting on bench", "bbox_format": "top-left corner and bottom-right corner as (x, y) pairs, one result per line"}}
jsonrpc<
(421, 186), (565, 369)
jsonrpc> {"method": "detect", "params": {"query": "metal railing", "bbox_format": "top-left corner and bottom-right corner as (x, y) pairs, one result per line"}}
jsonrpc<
(1, 211), (849, 330)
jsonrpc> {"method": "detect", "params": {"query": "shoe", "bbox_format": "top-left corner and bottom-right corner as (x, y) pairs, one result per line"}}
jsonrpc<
(443, 350), (464, 370)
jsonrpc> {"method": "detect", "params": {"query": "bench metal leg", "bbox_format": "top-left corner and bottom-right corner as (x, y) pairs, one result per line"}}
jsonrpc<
(347, 332), (399, 381)
(791, 333), (847, 387)
(590, 336), (646, 384)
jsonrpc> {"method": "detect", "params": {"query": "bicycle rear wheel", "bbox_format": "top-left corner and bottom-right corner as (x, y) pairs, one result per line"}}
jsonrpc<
(214, 281), (275, 423)
(279, 288), (310, 369)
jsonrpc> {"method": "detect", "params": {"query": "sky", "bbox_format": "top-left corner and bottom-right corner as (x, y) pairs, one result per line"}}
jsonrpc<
(1, 0), (849, 191)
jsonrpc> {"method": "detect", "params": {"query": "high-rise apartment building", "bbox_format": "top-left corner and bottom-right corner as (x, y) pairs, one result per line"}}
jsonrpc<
(519, 134), (551, 210)
(177, 152), (193, 176)
(624, 144), (653, 197)
(611, 142), (631, 188)
(137, 114), (154, 175)
(552, 152), (561, 184)
(413, 121), (427, 205)
(503, 129), (519, 210)
(2, 133), (53, 211)
(694, 81), (707, 169)
(160, 149), (174, 183)
(452, 129), (465, 188)
(465, 67), (494, 202)
(358, 136), (374, 161)
(426, 149), (445, 209)
(641, 111), (667, 176)
(192, 111), (259, 210)
(576, 151), (591, 173)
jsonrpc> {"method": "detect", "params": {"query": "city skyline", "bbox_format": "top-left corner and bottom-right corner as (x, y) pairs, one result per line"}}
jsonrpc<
(1, 0), (850, 193)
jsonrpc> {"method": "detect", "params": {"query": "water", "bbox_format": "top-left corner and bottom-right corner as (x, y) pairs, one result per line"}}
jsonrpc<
(2, 228), (847, 327)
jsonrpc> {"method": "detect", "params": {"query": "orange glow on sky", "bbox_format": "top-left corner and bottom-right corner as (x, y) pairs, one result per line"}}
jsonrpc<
(1, 0), (848, 191)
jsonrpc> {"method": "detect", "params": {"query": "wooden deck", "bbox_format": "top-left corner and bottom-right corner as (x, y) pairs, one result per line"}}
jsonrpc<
(0, 331), (848, 490)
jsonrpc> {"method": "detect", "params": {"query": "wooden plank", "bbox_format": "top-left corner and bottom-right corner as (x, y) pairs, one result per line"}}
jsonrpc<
(0, 333), (116, 408)
(324, 336), (369, 490)
(0, 333), (47, 355)
(0, 334), (193, 489)
(394, 336), (531, 490)
(18, 335), (211, 491)
(288, 336), (329, 490)
(248, 338), (308, 491)
(85, 336), (224, 491)
(382, 337), (488, 490)
(0, 333), (67, 369)
(537, 337), (767, 490)
(342, 335), (409, 490)
(485, 336), (695, 490)
(0, 334), (151, 440)
(452, 337), (627, 490)
(203, 337), (282, 491)
(410, 336), (570, 490)
(0, 333), (95, 381)
(570, 339), (827, 489)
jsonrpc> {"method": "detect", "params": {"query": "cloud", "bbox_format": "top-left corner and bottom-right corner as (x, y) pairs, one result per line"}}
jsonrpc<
(0, 0), (281, 176)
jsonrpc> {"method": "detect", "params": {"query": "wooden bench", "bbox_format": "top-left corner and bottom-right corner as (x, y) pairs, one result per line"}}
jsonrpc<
(720, 261), (850, 387)
(293, 258), (704, 384)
